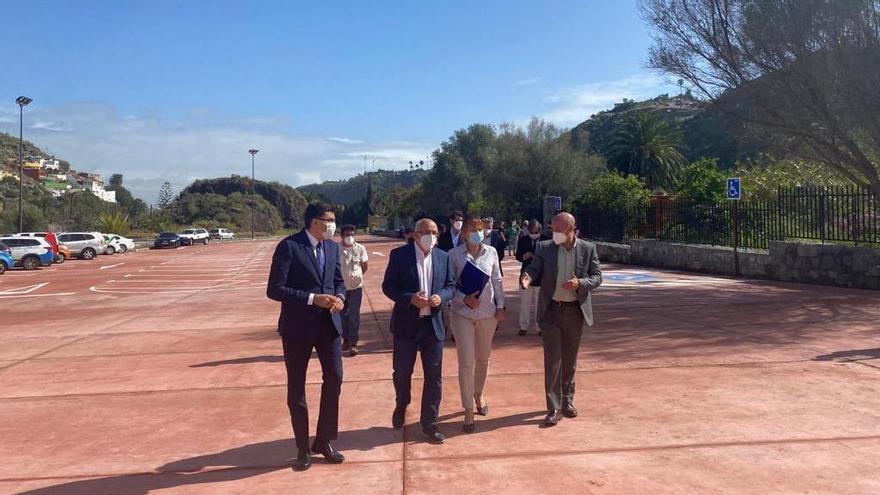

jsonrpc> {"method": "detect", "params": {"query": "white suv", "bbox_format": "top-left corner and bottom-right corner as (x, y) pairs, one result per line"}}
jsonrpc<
(209, 228), (235, 240)
(57, 232), (105, 260)
(0, 236), (54, 270)
(179, 228), (210, 245)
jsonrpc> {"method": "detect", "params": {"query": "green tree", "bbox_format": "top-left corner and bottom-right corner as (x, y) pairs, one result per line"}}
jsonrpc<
(98, 211), (130, 235)
(574, 172), (651, 212)
(157, 182), (174, 209)
(607, 112), (685, 190)
(676, 158), (725, 204)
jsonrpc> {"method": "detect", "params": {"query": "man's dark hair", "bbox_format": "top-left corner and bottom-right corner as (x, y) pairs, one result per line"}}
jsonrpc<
(528, 219), (542, 232)
(341, 224), (356, 234)
(449, 210), (464, 221)
(304, 202), (335, 227)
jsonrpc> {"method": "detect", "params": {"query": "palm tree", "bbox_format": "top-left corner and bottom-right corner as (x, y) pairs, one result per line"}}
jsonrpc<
(608, 112), (685, 190)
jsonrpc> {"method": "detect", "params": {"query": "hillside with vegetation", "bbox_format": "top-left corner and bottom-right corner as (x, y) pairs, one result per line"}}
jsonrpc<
(570, 93), (760, 170)
(171, 176), (308, 233)
(298, 169), (427, 206)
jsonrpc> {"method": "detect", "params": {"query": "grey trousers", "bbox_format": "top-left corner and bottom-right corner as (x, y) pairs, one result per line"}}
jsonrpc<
(540, 303), (584, 412)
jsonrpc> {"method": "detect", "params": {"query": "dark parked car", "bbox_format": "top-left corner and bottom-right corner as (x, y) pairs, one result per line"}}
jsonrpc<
(153, 232), (181, 249)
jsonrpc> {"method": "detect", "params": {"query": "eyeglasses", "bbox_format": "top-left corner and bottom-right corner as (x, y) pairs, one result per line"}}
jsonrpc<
(314, 217), (336, 223)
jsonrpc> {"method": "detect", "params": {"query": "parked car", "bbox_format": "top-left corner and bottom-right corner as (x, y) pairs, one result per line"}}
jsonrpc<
(13, 231), (67, 264)
(57, 232), (105, 260)
(102, 234), (124, 255)
(153, 232), (181, 249)
(209, 228), (235, 240)
(179, 228), (210, 245)
(56, 244), (71, 263)
(0, 242), (13, 275)
(0, 236), (54, 270)
(104, 234), (136, 253)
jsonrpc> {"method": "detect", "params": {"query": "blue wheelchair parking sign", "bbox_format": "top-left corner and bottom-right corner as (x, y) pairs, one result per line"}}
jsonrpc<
(727, 178), (741, 200)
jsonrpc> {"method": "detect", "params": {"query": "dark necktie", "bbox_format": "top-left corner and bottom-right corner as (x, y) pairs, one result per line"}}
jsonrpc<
(316, 241), (325, 277)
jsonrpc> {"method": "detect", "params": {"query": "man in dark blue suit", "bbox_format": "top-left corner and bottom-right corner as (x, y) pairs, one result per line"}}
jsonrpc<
(267, 202), (347, 471)
(382, 218), (456, 444)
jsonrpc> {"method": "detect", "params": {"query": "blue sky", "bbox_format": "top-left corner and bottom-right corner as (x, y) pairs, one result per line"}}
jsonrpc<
(0, 0), (675, 202)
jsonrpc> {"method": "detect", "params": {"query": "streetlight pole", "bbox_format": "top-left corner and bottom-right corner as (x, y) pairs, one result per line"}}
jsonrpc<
(249, 149), (259, 240)
(15, 96), (33, 233)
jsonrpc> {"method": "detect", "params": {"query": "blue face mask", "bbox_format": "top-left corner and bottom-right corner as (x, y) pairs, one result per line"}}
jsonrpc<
(468, 231), (484, 245)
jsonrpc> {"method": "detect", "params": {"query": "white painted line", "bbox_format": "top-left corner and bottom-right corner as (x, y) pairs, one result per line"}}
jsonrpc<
(0, 292), (76, 299)
(371, 252), (386, 257)
(0, 282), (49, 295)
(100, 263), (125, 270)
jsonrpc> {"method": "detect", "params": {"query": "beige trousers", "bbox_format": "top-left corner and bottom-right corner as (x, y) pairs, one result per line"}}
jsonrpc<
(451, 313), (497, 410)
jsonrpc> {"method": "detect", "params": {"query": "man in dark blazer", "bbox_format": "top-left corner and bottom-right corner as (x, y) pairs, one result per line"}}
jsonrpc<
(521, 212), (602, 428)
(267, 202), (347, 471)
(437, 211), (464, 252)
(382, 218), (456, 444)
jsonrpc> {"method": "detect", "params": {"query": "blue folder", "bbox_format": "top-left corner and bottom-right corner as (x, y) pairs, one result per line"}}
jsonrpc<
(459, 261), (490, 298)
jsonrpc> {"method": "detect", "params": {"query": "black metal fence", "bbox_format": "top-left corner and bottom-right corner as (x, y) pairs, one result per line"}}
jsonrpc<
(580, 186), (880, 249)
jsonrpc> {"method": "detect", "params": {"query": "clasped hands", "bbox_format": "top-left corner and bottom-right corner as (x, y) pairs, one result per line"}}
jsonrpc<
(410, 292), (442, 310)
(314, 294), (345, 313)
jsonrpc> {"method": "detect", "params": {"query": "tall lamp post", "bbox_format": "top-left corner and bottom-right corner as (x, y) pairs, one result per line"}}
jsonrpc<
(15, 96), (32, 233)
(249, 149), (259, 239)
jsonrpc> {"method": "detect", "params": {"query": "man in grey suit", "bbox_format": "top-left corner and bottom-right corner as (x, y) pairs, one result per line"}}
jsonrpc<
(521, 212), (602, 427)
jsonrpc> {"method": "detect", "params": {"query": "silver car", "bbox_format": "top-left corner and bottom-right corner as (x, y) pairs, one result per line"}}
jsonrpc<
(0, 236), (54, 270)
(57, 232), (105, 260)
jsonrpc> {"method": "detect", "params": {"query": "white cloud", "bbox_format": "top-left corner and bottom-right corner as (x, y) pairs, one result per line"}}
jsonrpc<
(515, 77), (543, 87)
(540, 74), (674, 127)
(0, 102), (435, 204)
(326, 137), (364, 145)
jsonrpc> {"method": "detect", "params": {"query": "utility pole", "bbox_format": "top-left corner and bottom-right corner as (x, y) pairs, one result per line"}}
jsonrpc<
(16, 96), (32, 232)
(249, 149), (259, 239)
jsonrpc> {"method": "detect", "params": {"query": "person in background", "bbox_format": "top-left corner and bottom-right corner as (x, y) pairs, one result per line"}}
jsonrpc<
(266, 201), (347, 471)
(437, 210), (464, 340)
(507, 221), (520, 257)
(521, 212), (602, 428)
(448, 218), (504, 433)
(516, 220), (548, 336)
(437, 211), (464, 252)
(438, 223), (448, 238)
(382, 218), (456, 444)
(481, 217), (507, 274)
(404, 226), (415, 245)
(340, 225), (369, 357)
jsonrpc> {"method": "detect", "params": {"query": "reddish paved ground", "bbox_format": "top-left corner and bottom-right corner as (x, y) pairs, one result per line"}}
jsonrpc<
(1, 235), (879, 494)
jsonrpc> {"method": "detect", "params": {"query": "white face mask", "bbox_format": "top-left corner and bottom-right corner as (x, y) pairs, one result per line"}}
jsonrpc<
(418, 233), (436, 252)
(323, 222), (337, 240)
(343, 235), (355, 245)
(552, 231), (569, 245)
(452, 220), (463, 231)
(468, 231), (484, 245)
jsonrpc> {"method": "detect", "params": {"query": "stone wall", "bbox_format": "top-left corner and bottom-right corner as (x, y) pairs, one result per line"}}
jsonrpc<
(592, 239), (880, 290)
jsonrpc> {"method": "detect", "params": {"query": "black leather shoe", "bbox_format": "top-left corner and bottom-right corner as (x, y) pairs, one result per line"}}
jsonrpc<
(422, 427), (445, 444)
(342, 339), (351, 351)
(392, 405), (407, 430)
(349, 345), (359, 357)
(292, 448), (311, 471)
(311, 441), (345, 464)
(562, 404), (578, 419)
(541, 410), (562, 428)
(518, 329), (527, 336)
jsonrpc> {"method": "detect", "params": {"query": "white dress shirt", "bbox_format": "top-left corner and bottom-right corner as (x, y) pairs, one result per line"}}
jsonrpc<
(449, 243), (504, 320)
(305, 230), (324, 306)
(414, 243), (433, 317)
